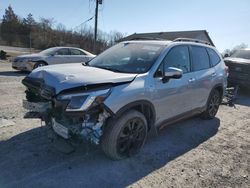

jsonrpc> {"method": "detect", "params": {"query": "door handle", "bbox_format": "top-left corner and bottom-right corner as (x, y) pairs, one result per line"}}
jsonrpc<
(188, 78), (195, 83)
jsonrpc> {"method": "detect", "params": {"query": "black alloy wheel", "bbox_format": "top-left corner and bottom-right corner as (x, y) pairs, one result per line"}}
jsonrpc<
(117, 117), (147, 157)
(101, 110), (148, 160)
(201, 89), (221, 119)
(208, 91), (220, 117)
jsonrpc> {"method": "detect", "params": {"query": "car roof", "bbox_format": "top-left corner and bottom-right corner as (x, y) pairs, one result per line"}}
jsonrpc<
(47, 46), (95, 56)
(121, 40), (172, 46)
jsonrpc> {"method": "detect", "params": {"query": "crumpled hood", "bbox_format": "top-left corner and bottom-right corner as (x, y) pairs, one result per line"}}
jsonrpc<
(224, 57), (250, 64)
(28, 63), (137, 94)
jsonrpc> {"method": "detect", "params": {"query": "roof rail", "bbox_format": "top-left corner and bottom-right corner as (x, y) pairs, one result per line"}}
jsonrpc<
(173, 38), (211, 46)
(129, 37), (166, 41)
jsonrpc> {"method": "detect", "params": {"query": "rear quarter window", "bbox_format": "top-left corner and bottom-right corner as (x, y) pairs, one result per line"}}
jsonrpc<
(207, 48), (221, 66)
(70, 49), (86, 55)
(191, 46), (210, 71)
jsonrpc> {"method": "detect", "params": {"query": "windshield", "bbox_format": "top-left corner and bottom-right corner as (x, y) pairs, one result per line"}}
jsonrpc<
(88, 42), (165, 73)
(231, 50), (250, 60)
(39, 48), (57, 56)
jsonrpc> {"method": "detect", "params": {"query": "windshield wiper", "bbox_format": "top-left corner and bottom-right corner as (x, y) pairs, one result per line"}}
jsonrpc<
(82, 59), (92, 66)
(82, 62), (89, 66)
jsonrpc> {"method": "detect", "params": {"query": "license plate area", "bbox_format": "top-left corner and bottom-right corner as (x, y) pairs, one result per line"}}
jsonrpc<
(52, 118), (70, 139)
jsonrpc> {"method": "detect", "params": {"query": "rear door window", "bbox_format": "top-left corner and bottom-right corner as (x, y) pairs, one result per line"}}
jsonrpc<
(191, 46), (210, 71)
(207, 48), (221, 66)
(55, 48), (70, 55)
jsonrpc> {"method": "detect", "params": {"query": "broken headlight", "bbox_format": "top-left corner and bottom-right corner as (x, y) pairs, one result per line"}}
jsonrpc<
(58, 89), (111, 112)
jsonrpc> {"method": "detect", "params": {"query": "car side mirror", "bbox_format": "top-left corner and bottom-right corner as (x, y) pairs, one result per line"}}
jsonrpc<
(223, 53), (229, 58)
(162, 67), (183, 83)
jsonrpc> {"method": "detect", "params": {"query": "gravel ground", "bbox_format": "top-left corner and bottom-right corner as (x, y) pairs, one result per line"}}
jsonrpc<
(0, 62), (249, 188)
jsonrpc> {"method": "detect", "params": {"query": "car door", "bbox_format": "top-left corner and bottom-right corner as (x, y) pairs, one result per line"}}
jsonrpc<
(190, 45), (216, 108)
(48, 48), (71, 64)
(69, 49), (90, 63)
(154, 45), (197, 123)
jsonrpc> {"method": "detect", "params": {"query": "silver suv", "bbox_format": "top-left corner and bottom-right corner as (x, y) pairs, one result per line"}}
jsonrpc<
(22, 38), (228, 160)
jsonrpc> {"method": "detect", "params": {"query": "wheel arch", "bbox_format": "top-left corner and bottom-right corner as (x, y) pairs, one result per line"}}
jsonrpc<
(35, 60), (48, 65)
(205, 83), (224, 109)
(212, 83), (224, 98)
(33, 60), (48, 70)
(111, 100), (156, 130)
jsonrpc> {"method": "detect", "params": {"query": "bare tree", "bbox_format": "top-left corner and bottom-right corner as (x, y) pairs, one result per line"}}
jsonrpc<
(223, 43), (248, 56)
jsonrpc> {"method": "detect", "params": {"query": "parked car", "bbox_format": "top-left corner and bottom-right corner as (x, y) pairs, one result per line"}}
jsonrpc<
(224, 48), (250, 88)
(12, 47), (95, 71)
(22, 39), (227, 160)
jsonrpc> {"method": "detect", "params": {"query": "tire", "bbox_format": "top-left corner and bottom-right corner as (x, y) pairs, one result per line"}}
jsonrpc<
(33, 61), (47, 70)
(201, 89), (221, 119)
(101, 110), (148, 160)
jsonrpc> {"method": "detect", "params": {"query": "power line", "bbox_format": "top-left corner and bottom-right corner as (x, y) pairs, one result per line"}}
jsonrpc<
(73, 16), (94, 31)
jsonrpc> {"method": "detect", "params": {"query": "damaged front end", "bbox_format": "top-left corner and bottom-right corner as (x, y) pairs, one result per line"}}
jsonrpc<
(22, 76), (112, 145)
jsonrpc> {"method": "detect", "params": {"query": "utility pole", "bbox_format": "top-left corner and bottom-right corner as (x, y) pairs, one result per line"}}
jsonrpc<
(29, 33), (32, 53)
(93, 0), (102, 53)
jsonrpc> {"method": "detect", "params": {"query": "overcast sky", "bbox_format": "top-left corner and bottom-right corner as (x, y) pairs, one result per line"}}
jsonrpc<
(1, 0), (250, 52)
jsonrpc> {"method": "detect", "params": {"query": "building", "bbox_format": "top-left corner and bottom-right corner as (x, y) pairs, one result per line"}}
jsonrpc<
(121, 30), (215, 46)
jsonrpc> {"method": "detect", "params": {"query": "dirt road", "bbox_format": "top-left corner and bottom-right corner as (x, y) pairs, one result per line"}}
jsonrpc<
(0, 62), (249, 188)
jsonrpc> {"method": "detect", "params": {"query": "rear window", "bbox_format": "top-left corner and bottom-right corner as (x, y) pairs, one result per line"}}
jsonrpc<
(191, 46), (210, 71)
(207, 48), (221, 66)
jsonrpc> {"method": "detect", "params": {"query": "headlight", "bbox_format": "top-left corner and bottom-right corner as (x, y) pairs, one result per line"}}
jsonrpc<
(58, 89), (111, 112)
(67, 95), (90, 110)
